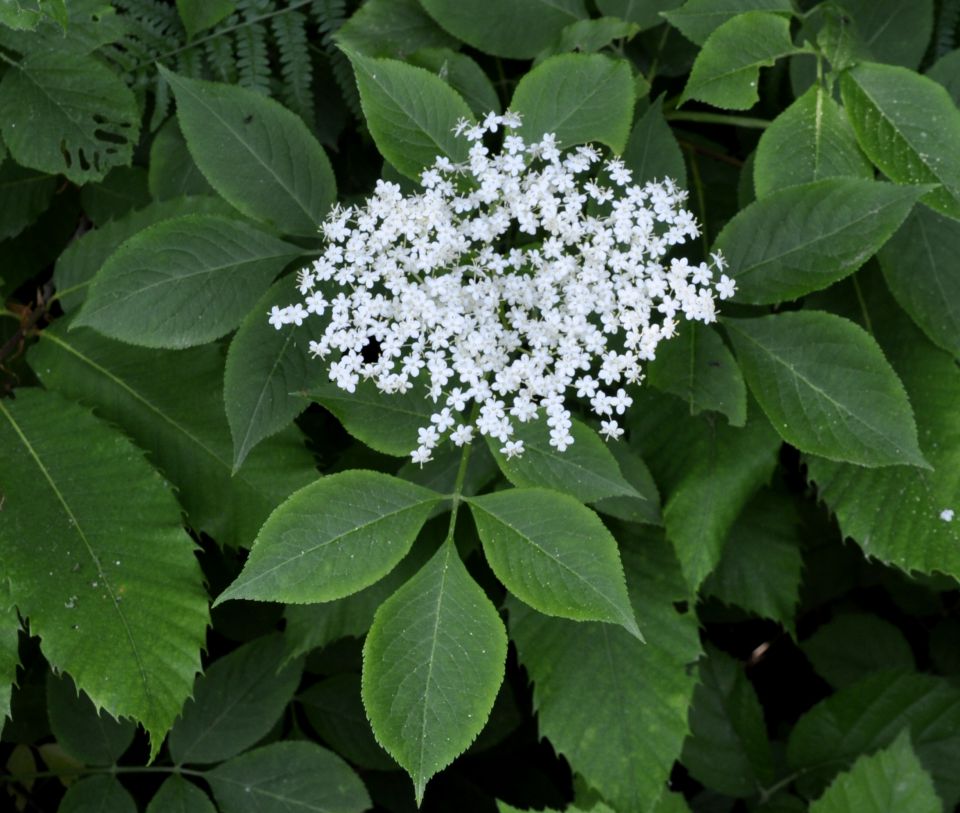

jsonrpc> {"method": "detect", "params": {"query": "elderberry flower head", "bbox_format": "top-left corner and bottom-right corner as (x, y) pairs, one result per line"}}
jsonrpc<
(271, 112), (735, 465)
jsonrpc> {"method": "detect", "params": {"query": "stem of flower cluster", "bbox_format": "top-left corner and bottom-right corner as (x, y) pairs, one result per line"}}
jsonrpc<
(444, 404), (481, 543)
(444, 438), (475, 544)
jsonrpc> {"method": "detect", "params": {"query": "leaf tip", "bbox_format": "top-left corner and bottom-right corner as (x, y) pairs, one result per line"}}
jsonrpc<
(622, 613), (645, 643)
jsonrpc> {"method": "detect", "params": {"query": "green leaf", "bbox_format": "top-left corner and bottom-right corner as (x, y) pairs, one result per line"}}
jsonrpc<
(0, 161), (56, 241)
(147, 776), (217, 813)
(841, 62), (960, 221)
(148, 118), (216, 202)
(468, 488), (640, 636)
(159, 67), (336, 236)
(168, 634), (303, 765)
(621, 95), (686, 187)
(0, 389), (207, 753)
(596, 0), (683, 30)
(487, 417), (639, 504)
(547, 17), (640, 57)
(787, 670), (960, 807)
(678, 12), (800, 110)
(648, 322), (747, 426)
(753, 84), (872, 198)
(53, 196), (236, 313)
(362, 540), (507, 803)
(47, 672), (135, 765)
(217, 471), (442, 605)
(509, 529), (700, 813)
(282, 530), (437, 661)
(29, 325), (317, 548)
(590, 442), (662, 525)
(418, 0), (587, 59)
(701, 489), (803, 630)
(802, 614), (914, 690)
(878, 206), (960, 358)
(300, 674), (394, 771)
(407, 48), (501, 118)
(726, 311), (926, 467)
(72, 215), (301, 349)
(810, 730), (941, 813)
(1, 606), (19, 723)
(682, 646), (774, 796)
(58, 776), (136, 813)
(346, 51), (473, 181)
(804, 282), (960, 579)
(663, 0), (794, 45)
(927, 48), (960, 107)
(714, 178), (927, 304)
(79, 166), (151, 226)
(663, 412), (779, 589)
(0, 1), (57, 31)
(225, 280), (327, 470)
(207, 741), (371, 813)
(0, 50), (138, 183)
(830, 0), (933, 71)
(630, 393), (780, 590)
(510, 53), (635, 153)
(176, 0), (235, 38)
(336, 0), (456, 58)
(307, 378), (437, 458)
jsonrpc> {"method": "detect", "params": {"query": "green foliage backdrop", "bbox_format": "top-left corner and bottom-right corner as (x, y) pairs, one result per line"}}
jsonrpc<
(1, 1), (959, 811)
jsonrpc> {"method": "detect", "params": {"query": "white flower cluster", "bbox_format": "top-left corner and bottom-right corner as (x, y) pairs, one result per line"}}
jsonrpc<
(270, 111), (735, 465)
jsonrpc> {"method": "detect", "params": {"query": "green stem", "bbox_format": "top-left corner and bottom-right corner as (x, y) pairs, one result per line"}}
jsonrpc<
(444, 403), (481, 542)
(665, 111), (773, 129)
(445, 438), (475, 543)
(852, 275), (874, 335)
(1, 765), (206, 784)
(48, 282), (89, 303)
(646, 23), (671, 86)
(758, 768), (805, 804)
(683, 143), (710, 256)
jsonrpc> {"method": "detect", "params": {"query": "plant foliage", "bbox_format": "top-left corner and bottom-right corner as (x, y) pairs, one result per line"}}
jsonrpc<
(2, 1), (960, 812)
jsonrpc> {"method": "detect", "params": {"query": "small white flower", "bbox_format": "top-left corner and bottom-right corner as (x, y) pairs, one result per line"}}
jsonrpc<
(450, 424), (474, 446)
(500, 440), (525, 459)
(600, 420), (624, 440)
(268, 306), (286, 330)
(272, 110), (732, 459)
(716, 274), (736, 300)
(941, 508), (955, 522)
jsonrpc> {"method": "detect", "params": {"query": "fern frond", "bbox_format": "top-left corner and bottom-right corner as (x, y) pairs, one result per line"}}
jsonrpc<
(311, 0), (360, 122)
(311, 0), (347, 44)
(204, 33), (238, 84)
(272, 9), (314, 125)
(234, 25), (271, 94)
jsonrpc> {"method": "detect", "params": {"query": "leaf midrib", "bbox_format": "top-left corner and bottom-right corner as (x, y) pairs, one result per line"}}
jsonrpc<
(739, 185), (916, 278)
(729, 323), (915, 462)
(39, 330), (265, 492)
(171, 74), (317, 227)
(81, 236), (296, 318)
(847, 74), (958, 194)
(507, 439), (638, 500)
(469, 499), (626, 622)
(225, 496), (437, 596)
(231, 325), (297, 468)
